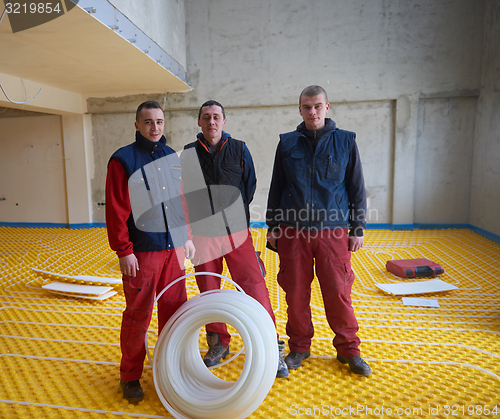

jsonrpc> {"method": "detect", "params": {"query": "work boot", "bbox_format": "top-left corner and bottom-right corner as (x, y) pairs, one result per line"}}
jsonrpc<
(276, 340), (289, 378)
(204, 332), (229, 367)
(337, 355), (372, 375)
(284, 350), (310, 370)
(120, 379), (144, 403)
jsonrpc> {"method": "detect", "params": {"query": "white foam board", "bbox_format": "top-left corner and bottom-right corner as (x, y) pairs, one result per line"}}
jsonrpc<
(32, 268), (121, 284)
(42, 282), (113, 296)
(375, 279), (458, 296)
(45, 290), (117, 301)
(74, 274), (122, 284)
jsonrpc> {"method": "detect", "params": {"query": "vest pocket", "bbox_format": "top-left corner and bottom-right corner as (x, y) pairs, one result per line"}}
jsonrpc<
(283, 152), (305, 176)
(170, 164), (182, 193)
(326, 156), (343, 181)
(170, 164), (182, 177)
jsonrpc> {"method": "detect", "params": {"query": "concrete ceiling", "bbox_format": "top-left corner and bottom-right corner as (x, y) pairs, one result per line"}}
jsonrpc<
(0, 3), (190, 97)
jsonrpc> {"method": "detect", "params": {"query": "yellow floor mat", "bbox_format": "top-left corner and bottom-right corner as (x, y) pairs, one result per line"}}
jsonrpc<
(0, 227), (499, 418)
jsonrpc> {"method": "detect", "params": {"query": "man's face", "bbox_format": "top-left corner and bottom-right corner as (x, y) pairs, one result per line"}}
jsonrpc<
(299, 94), (330, 131)
(198, 105), (227, 146)
(135, 108), (164, 142)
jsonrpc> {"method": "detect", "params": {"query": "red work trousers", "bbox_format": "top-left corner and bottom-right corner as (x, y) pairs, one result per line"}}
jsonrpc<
(120, 248), (186, 382)
(194, 229), (276, 347)
(277, 226), (360, 357)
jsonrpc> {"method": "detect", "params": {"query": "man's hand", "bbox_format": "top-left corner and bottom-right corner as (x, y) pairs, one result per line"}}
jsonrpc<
(348, 236), (364, 252)
(183, 240), (196, 260)
(266, 230), (279, 250)
(119, 253), (139, 277)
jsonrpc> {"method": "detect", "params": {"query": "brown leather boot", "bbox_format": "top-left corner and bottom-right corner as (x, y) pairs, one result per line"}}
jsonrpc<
(337, 355), (372, 375)
(120, 379), (144, 403)
(203, 332), (229, 367)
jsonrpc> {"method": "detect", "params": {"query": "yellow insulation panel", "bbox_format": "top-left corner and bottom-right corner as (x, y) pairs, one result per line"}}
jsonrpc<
(0, 227), (499, 418)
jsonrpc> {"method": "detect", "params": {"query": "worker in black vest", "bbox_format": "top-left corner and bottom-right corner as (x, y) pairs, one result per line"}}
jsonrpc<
(181, 100), (288, 378)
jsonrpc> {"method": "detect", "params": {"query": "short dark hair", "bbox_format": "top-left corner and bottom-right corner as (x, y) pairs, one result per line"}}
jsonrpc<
(299, 85), (329, 105)
(198, 100), (225, 119)
(136, 101), (163, 122)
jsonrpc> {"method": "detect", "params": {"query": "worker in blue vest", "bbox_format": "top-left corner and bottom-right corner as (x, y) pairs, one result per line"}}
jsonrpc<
(266, 86), (372, 376)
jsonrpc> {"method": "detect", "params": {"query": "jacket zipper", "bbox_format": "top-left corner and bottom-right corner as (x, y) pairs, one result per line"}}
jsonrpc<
(310, 130), (317, 229)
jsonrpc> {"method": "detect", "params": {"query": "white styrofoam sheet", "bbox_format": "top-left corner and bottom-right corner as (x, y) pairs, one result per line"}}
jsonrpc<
(375, 279), (458, 296)
(74, 274), (122, 284)
(33, 268), (122, 284)
(46, 290), (118, 301)
(42, 282), (113, 296)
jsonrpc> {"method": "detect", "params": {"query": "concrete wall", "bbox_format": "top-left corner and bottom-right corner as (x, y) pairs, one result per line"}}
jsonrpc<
(183, 0), (482, 104)
(108, 0), (187, 68)
(470, 0), (500, 237)
(415, 97), (476, 224)
(87, 0), (499, 234)
(61, 114), (94, 225)
(179, 0), (485, 226)
(90, 111), (135, 223)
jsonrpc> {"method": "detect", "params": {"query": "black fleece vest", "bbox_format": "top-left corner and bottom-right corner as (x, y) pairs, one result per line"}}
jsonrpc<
(182, 137), (247, 236)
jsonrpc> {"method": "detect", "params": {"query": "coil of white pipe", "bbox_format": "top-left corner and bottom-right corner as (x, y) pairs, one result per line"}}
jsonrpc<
(148, 273), (278, 419)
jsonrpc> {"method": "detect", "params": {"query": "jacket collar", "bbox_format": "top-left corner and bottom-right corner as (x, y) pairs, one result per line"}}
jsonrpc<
(135, 131), (167, 152)
(197, 131), (231, 153)
(297, 118), (336, 137)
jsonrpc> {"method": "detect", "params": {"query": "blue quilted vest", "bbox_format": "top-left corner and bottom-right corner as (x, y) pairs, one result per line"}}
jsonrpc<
(272, 128), (361, 230)
(109, 132), (187, 252)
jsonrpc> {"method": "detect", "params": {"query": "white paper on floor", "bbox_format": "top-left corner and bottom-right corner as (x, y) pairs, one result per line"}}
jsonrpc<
(375, 279), (458, 296)
(402, 297), (440, 307)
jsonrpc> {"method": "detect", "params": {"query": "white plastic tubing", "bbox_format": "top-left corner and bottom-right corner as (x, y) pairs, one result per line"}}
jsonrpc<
(145, 272), (278, 419)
